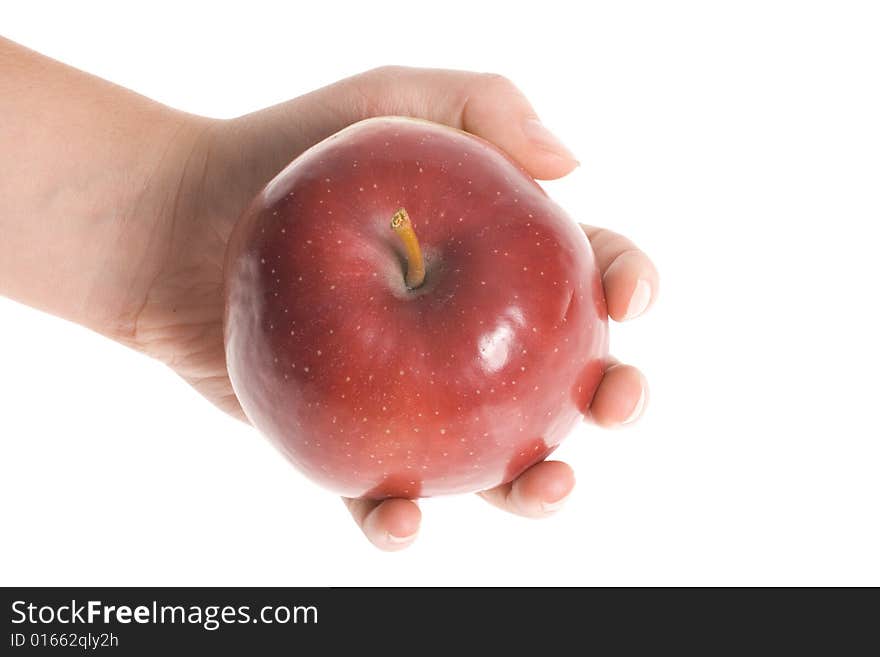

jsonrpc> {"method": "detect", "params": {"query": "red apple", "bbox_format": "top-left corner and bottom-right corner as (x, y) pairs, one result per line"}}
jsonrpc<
(223, 117), (608, 499)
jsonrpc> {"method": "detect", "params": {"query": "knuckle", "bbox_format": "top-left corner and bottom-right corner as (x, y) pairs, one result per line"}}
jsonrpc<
(364, 64), (409, 80)
(477, 72), (517, 92)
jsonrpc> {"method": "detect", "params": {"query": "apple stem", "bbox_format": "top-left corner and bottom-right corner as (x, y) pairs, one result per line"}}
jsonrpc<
(390, 208), (426, 289)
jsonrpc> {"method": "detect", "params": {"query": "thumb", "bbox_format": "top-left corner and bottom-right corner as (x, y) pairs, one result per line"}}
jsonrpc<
(239, 66), (578, 182)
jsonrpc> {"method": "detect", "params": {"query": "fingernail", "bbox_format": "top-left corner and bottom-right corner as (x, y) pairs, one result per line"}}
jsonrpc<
(623, 385), (647, 425)
(541, 493), (571, 514)
(386, 530), (418, 545)
(522, 119), (578, 162)
(624, 279), (652, 320)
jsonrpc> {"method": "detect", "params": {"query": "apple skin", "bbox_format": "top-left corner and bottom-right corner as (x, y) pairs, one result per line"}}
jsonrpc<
(223, 117), (608, 499)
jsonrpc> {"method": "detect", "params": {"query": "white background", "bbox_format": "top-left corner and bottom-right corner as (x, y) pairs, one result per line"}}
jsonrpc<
(1, 1), (878, 586)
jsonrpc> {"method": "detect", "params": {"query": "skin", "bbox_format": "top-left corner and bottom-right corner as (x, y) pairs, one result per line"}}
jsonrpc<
(0, 37), (659, 551)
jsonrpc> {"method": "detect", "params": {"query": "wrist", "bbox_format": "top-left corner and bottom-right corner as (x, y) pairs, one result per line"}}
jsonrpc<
(81, 109), (214, 338)
(97, 111), (224, 342)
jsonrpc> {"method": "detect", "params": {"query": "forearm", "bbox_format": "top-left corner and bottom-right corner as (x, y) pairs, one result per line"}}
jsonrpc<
(0, 37), (206, 336)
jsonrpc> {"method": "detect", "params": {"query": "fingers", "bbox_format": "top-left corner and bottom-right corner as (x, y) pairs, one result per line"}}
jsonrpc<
(344, 362), (646, 543)
(476, 360), (648, 520)
(254, 66), (578, 181)
(348, 460), (575, 548)
(588, 360), (648, 427)
(580, 226), (653, 423)
(342, 496), (421, 551)
(582, 225), (659, 322)
(478, 460), (575, 518)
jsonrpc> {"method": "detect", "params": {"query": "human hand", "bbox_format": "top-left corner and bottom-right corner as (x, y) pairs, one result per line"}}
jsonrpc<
(127, 67), (659, 550)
